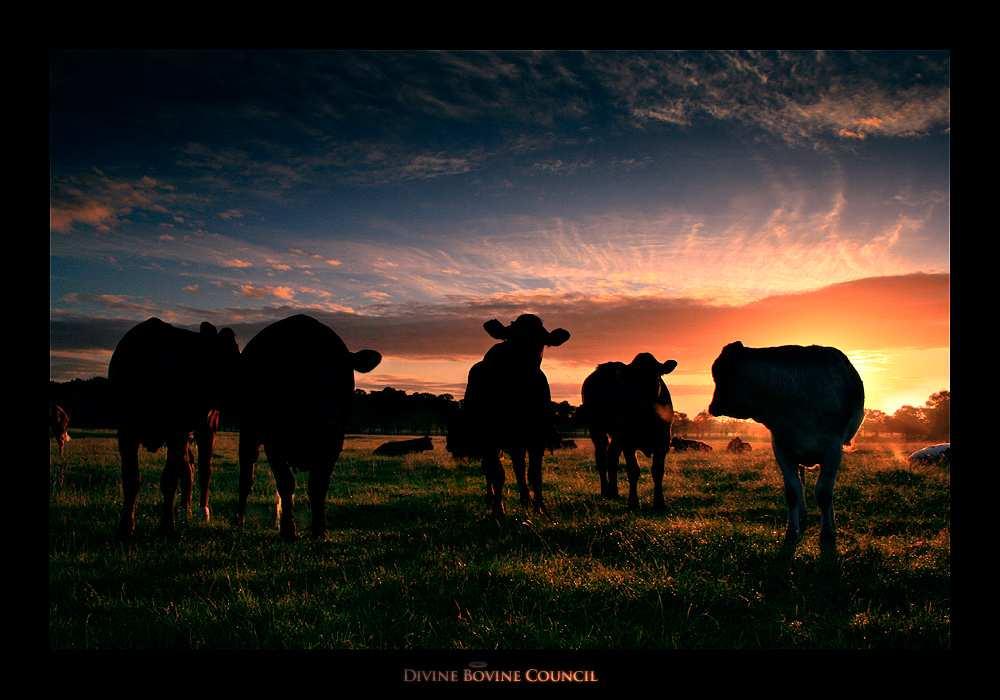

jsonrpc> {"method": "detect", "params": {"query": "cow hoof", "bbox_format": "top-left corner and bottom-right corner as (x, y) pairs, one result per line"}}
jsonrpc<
(311, 529), (328, 540)
(533, 502), (547, 515)
(652, 499), (666, 512)
(520, 494), (531, 507)
(819, 529), (837, 550)
(627, 498), (639, 511)
(201, 506), (212, 523)
(783, 527), (803, 547)
(279, 527), (298, 542)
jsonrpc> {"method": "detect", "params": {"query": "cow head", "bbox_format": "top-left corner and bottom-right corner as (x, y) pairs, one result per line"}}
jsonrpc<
(483, 314), (570, 365)
(709, 341), (754, 419)
(199, 322), (242, 412)
(627, 353), (677, 420)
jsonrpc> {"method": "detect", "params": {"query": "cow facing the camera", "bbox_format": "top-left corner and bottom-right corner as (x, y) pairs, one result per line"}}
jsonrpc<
(579, 353), (677, 510)
(236, 314), (382, 540)
(709, 341), (864, 549)
(452, 314), (570, 517)
(108, 318), (239, 538)
(727, 437), (752, 453)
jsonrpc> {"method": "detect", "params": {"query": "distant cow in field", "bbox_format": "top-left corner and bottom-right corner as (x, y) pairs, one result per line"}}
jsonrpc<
(726, 437), (753, 453)
(555, 438), (577, 450)
(236, 314), (382, 540)
(670, 436), (712, 452)
(109, 318), (239, 537)
(49, 402), (71, 457)
(450, 314), (570, 517)
(374, 436), (434, 456)
(709, 341), (864, 549)
(909, 443), (950, 467)
(579, 353), (677, 510)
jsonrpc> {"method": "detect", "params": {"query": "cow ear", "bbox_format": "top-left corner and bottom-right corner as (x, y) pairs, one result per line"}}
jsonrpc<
(200, 321), (218, 336)
(660, 360), (678, 375)
(546, 328), (570, 346)
(219, 327), (239, 352)
(484, 319), (508, 340)
(352, 349), (382, 373)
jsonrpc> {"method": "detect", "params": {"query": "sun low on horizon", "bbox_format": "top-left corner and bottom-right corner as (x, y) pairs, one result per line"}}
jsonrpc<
(50, 50), (950, 416)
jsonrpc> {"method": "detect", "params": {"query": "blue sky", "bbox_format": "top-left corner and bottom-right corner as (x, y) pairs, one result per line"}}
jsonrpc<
(50, 50), (950, 411)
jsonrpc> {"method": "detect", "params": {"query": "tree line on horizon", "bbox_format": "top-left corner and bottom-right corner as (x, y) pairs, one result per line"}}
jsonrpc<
(47, 378), (950, 442)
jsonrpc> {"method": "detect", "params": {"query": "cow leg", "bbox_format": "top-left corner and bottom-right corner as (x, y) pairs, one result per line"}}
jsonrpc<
(590, 429), (610, 497)
(624, 449), (641, 510)
(510, 447), (530, 506)
(797, 466), (808, 530)
(651, 443), (667, 512)
(177, 445), (194, 525)
(236, 429), (259, 527)
(158, 436), (187, 535)
(607, 440), (622, 498)
(528, 446), (547, 514)
(117, 431), (141, 539)
(817, 446), (842, 550)
(309, 434), (342, 538)
(772, 441), (805, 545)
(270, 453), (298, 541)
(196, 428), (215, 522)
(483, 450), (505, 518)
(308, 467), (333, 538)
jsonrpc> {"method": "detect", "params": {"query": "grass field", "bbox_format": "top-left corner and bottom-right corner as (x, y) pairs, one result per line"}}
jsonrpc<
(48, 432), (950, 649)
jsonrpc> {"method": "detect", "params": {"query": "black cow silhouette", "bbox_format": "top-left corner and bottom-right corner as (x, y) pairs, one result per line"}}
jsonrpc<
(373, 436), (433, 456)
(49, 402), (71, 457)
(726, 436), (753, 453)
(450, 314), (570, 517)
(579, 353), (677, 510)
(670, 436), (712, 452)
(236, 314), (381, 540)
(709, 341), (864, 549)
(108, 318), (239, 538)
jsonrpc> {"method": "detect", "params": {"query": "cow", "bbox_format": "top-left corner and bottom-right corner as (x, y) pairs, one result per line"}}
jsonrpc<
(670, 436), (712, 452)
(708, 341), (864, 549)
(235, 314), (382, 540)
(909, 443), (950, 467)
(108, 318), (239, 538)
(373, 436), (434, 456)
(579, 353), (677, 510)
(555, 438), (577, 450)
(49, 402), (71, 457)
(726, 437), (753, 453)
(450, 314), (570, 518)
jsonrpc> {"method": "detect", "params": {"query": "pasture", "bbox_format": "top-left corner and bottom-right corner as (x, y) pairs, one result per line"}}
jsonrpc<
(48, 433), (950, 649)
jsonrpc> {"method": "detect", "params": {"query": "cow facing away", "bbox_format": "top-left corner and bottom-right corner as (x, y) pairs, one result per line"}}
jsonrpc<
(709, 341), (864, 549)
(108, 318), (239, 538)
(49, 402), (71, 457)
(236, 314), (382, 540)
(726, 437), (753, 453)
(671, 437), (712, 452)
(579, 353), (677, 510)
(452, 314), (570, 517)
(373, 436), (434, 456)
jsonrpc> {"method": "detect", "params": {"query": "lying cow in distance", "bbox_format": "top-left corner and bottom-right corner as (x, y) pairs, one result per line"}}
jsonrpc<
(237, 314), (382, 540)
(450, 314), (570, 517)
(49, 402), (71, 457)
(909, 443), (950, 467)
(709, 341), (864, 549)
(553, 438), (577, 450)
(374, 436), (434, 456)
(670, 436), (712, 452)
(109, 318), (239, 538)
(579, 353), (677, 510)
(726, 437), (753, 453)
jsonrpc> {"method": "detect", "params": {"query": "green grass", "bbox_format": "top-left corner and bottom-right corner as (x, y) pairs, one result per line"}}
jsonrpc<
(48, 432), (950, 649)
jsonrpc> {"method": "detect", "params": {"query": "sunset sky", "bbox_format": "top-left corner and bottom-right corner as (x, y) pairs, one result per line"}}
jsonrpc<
(50, 50), (950, 414)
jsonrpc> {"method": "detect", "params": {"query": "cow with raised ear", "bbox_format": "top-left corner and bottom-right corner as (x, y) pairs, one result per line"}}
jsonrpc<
(236, 314), (382, 541)
(579, 352), (678, 509)
(453, 313), (571, 518)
